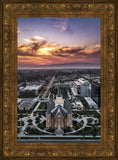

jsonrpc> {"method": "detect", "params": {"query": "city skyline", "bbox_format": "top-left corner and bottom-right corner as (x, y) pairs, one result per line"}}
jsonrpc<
(18, 17), (101, 69)
(17, 69), (101, 141)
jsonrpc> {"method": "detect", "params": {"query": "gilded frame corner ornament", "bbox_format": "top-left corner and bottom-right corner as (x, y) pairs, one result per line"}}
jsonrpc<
(0, 0), (118, 160)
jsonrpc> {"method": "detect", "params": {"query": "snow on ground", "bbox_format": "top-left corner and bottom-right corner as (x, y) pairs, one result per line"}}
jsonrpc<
(40, 115), (46, 123)
(32, 118), (52, 134)
(18, 99), (53, 136)
(18, 95), (100, 137)
(65, 115), (99, 135)
(96, 109), (101, 114)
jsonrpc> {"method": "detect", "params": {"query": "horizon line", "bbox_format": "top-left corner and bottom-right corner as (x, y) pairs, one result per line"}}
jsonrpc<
(18, 67), (101, 70)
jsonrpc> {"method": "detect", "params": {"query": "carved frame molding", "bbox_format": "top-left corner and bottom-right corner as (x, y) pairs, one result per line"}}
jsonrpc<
(0, 1), (117, 160)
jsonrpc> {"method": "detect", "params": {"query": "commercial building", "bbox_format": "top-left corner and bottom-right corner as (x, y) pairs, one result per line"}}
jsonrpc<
(72, 78), (91, 97)
(19, 85), (42, 97)
(84, 97), (98, 109)
(75, 100), (84, 110)
(91, 81), (100, 107)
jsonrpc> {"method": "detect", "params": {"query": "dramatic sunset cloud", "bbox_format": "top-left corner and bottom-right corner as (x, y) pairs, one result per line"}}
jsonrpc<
(18, 17), (101, 69)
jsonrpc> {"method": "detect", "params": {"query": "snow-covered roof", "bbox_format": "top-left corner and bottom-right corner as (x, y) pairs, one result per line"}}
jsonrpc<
(74, 78), (90, 86)
(84, 97), (97, 106)
(22, 85), (42, 91)
(78, 78), (90, 85)
(75, 101), (83, 107)
(74, 81), (81, 86)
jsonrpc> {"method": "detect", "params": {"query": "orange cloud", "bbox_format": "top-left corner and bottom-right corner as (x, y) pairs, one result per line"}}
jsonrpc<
(18, 36), (100, 67)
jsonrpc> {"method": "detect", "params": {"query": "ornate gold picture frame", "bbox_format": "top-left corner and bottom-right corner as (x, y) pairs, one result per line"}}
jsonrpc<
(0, 0), (118, 159)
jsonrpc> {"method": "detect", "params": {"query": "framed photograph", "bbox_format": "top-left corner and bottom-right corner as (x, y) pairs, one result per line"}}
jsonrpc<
(17, 16), (101, 142)
(0, 0), (118, 159)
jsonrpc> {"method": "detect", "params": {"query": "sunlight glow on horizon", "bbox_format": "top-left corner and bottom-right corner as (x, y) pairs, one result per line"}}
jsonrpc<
(18, 17), (101, 69)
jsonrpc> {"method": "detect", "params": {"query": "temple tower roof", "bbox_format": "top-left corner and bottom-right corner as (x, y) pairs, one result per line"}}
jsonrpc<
(56, 83), (62, 97)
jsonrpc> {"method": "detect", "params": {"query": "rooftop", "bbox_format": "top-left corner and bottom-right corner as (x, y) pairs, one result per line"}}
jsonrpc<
(84, 97), (97, 106)
(74, 78), (90, 86)
(75, 101), (83, 107)
(22, 85), (42, 91)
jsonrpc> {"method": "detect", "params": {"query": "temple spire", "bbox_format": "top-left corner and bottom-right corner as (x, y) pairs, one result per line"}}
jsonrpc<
(57, 82), (62, 97)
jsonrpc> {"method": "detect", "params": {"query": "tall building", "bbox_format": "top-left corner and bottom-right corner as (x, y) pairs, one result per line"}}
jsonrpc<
(84, 97), (98, 109)
(46, 85), (72, 134)
(91, 81), (100, 107)
(72, 78), (91, 97)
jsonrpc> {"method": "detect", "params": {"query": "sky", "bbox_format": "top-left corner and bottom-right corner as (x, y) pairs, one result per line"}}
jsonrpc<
(18, 17), (101, 69)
